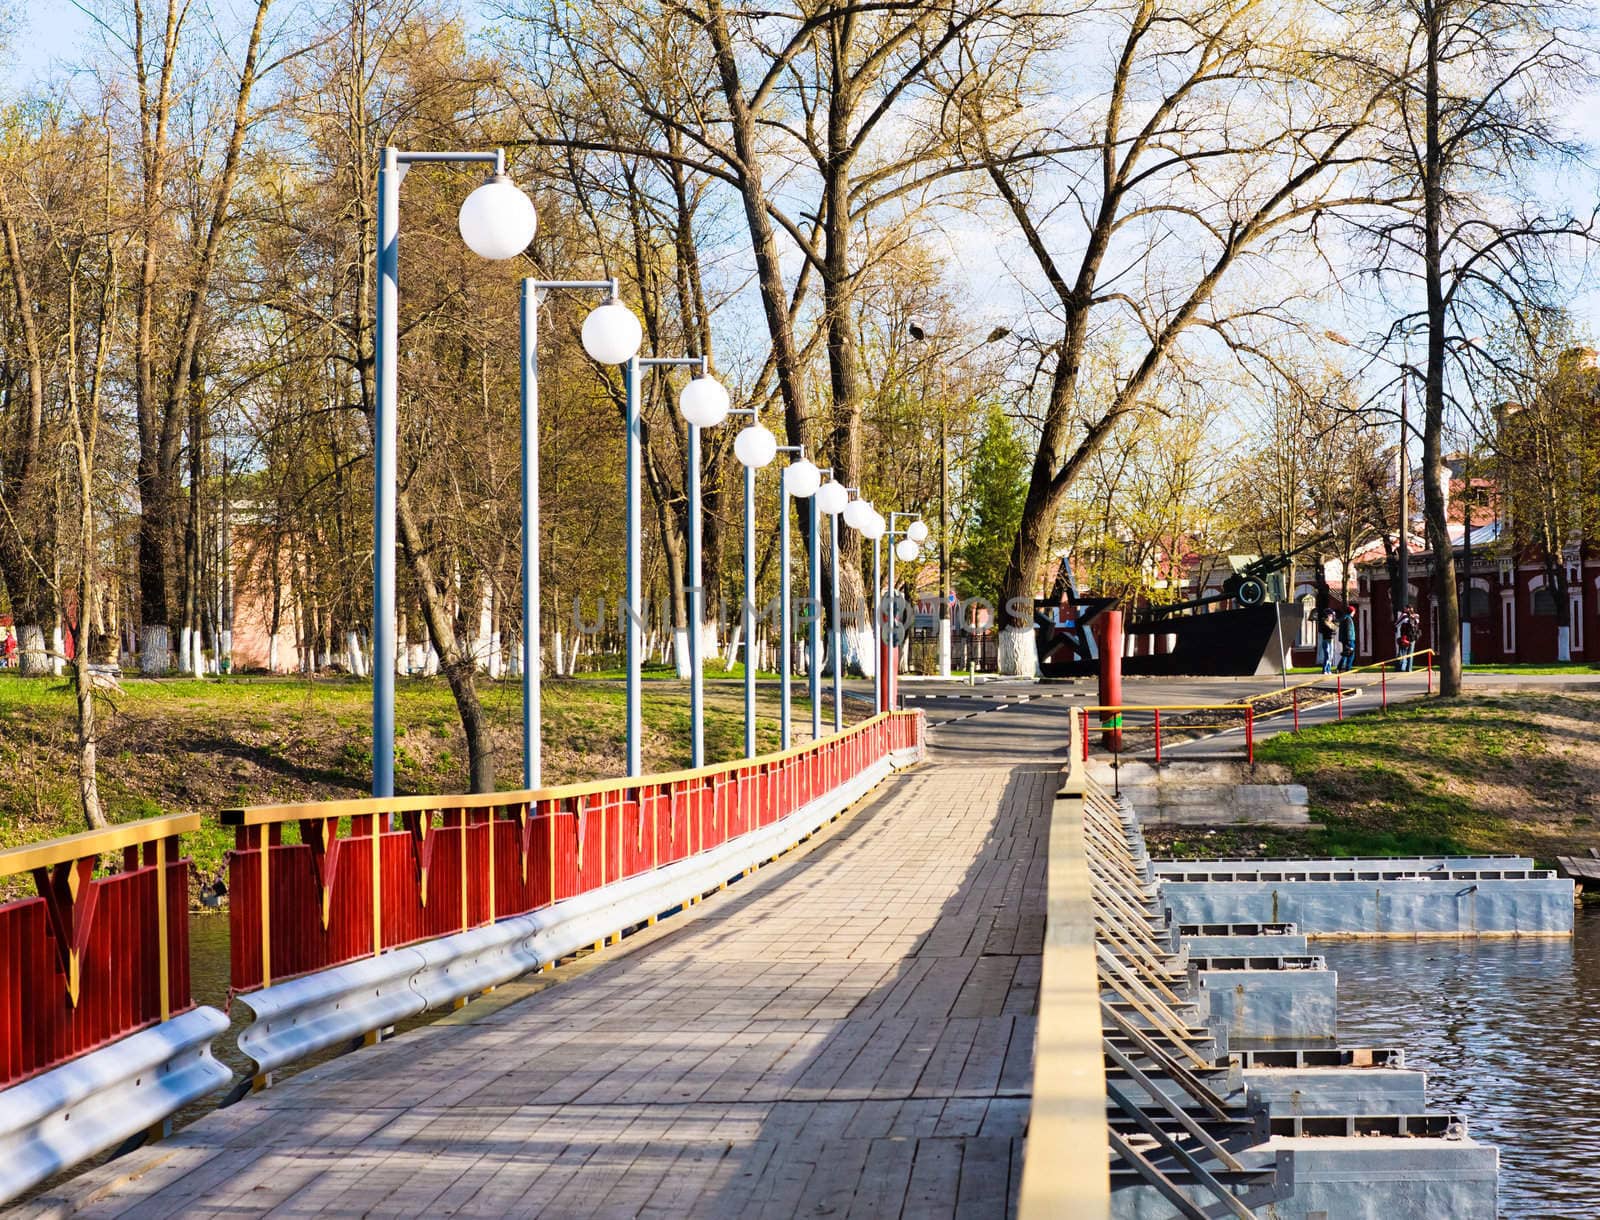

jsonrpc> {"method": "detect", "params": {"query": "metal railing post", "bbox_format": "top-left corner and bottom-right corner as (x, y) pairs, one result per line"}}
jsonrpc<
(1381, 662), (1388, 710)
(1427, 649), (1434, 695)
(1292, 688), (1299, 732)
(1246, 707), (1254, 767)
(1336, 670), (1343, 720)
(1153, 709), (1161, 764)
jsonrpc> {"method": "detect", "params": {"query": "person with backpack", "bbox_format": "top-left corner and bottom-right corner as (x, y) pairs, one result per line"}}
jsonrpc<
(1396, 605), (1417, 672)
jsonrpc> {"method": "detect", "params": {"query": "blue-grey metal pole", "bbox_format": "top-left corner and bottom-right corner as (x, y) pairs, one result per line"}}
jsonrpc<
(520, 279), (541, 788)
(809, 496), (821, 740)
(372, 148), (399, 798)
(887, 534), (897, 713)
(625, 355), (642, 777)
(744, 462), (757, 757)
(872, 536), (882, 716)
(830, 512), (842, 733)
(688, 424), (704, 767)
(779, 485), (792, 748)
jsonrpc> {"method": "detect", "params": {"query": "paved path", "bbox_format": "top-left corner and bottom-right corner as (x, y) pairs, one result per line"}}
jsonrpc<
(27, 706), (1069, 1219)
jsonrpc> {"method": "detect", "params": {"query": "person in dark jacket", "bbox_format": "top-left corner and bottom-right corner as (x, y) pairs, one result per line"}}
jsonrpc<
(1337, 606), (1357, 671)
(1316, 608), (1337, 673)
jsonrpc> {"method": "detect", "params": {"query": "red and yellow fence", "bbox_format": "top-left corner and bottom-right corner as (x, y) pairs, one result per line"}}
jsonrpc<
(225, 710), (923, 994)
(0, 815), (197, 1090)
(0, 711), (921, 1088)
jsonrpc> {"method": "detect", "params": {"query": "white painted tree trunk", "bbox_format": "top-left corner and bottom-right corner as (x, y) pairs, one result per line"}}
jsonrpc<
(998, 625), (1038, 678)
(50, 625), (65, 676)
(938, 620), (952, 678)
(139, 625), (170, 676)
(423, 647), (439, 676)
(17, 624), (48, 677)
(220, 629), (233, 673)
(408, 642), (426, 674)
(269, 637), (279, 674)
(488, 631), (503, 679)
(567, 635), (581, 674)
(347, 631), (366, 677)
(844, 624), (873, 679)
(552, 627), (565, 676)
(191, 631), (205, 677)
(673, 628), (692, 678)
(725, 623), (742, 671)
(177, 625), (194, 675)
(1558, 625), (1571, 662)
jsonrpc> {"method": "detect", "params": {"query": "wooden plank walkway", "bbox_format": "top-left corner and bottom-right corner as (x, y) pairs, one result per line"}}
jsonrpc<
(25, 753), (1054, 1218)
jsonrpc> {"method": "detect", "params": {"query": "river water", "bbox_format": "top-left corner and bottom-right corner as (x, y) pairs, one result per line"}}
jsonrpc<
(1319, 906), (1600, 1218)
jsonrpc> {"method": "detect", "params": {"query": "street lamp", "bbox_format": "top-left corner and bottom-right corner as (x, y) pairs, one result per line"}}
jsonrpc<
(373, 146), (535, 799)
(661, 360), (729, 770)
(816, 474), (849, 732)
(776, 449), (820, 747)
(731, 410), (777, 756)
(521, 279), (641, 790)
(858, 505), (887, 713)
(884, 511), (926, 711)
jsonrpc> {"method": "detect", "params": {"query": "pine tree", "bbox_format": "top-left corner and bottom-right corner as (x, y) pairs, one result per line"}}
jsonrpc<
(956, 407), (1030, 608)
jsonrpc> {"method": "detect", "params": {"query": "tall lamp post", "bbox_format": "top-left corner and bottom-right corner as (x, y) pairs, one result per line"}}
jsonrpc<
(731, 410), (778, 756)
(373, 146), (536, 798)
(850, 497), (887, 713)
(676, 367), (733, 767)
(815, 475), (849, 732)
(776, 449), (821, 748)
(884, 512), (927, 711)
(521, 280), (640, 788)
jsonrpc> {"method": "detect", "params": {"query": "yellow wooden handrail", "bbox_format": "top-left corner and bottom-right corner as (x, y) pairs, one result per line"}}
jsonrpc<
(1233, 648), (1437, 707)
(1019, 709), (1111, 1216)
(220, 711), (912, 827)
(0, 812), (201, 880)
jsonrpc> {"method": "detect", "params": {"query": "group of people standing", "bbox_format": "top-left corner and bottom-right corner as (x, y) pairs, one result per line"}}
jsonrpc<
(1314, 605), (1358, 673)
(1312, 603), (1421, 673)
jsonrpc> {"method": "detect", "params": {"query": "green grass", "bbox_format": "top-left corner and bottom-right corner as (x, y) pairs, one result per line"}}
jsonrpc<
(1229, 694), (1586, 863)
(569, 660), (784, 681)
(1462, 662), (1600, 674)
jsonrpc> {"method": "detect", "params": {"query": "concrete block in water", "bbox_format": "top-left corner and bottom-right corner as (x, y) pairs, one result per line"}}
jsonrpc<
(1247, 1136), (1498, 1219)
(1112, 1136), (1497, 1220)
(1243, 1067), (1428, 1116)
(1180, 932), (1309, 956)
(1196, 964), (1337, 1041)
(1160, 877), (1574, 936)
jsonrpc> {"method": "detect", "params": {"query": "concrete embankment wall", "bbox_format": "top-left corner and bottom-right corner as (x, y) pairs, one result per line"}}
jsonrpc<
(1161, 875), (1574, 936)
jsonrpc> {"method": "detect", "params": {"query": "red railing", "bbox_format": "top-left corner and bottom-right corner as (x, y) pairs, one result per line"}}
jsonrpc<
(0, 814), (199, 1089)
(225, 710), (923, 994)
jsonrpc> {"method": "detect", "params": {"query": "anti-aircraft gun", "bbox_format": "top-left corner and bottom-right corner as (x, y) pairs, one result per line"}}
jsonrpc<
(1139, 533), (1333, 620)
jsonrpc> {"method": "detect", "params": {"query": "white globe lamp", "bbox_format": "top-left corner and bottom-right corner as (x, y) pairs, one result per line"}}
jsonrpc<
(457, 175), (538, 260)
(815, 480), (848, 515)
(678, 375), (730, 428)
(784, 458), (821, 498)
(895, 538), (920, 563)
(860, 510), (886, 540)
(843, 497), (874, 531)
(907, 519), (929, 544)
(734, 423), (778, 468)
(581, 300), (643, 365)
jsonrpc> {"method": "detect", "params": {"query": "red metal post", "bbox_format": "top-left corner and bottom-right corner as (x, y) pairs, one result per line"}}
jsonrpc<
(1246, 707), (1255, 766)
(1336, 670), (1343, 721)
(1427, 650), (1434, 695)
(1094, 609), (1124, 751)
(1080, 709), (1090, 762)
(1381, 663), (1388, 710)
(1153, 709), (1162, 764)
(1292, 689), (1300, 732)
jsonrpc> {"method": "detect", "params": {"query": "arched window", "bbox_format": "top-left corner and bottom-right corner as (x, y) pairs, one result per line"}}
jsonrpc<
(1532, 587), (1558, 616)
(1465, 587), (1492, 618)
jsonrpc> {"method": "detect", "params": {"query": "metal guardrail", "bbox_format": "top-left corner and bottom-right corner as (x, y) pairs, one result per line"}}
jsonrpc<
(0, 1006), (230, 1203)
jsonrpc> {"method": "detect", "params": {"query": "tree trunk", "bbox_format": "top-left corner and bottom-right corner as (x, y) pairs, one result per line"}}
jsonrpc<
(396, 490), (496, 792)
(1422, 0), (1460, 696)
